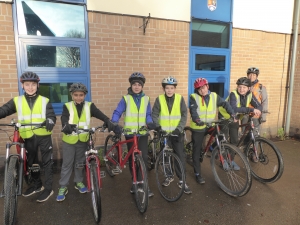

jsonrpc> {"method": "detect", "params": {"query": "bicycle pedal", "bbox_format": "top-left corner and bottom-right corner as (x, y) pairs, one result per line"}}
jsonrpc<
(100, 171), (106, 178)
(112, 168), (122, 175)
(29, 164), (40, 172)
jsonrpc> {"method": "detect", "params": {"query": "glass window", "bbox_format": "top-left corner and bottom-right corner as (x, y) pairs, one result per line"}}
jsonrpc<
(17, 0), (85, 38)
(27, 45), (81, 68)
(209, 83), (224, 98)
(192, 19), (229, 48)
(195, 54), (225, 71)
(39, 83), (73, 103)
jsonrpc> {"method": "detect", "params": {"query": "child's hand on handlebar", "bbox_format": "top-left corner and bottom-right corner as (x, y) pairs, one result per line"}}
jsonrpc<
(253, 109), (261, 117)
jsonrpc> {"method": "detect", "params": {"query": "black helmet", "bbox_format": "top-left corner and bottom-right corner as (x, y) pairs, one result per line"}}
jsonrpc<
(20, 72), (40, 83)
(247, 67), (259, 75)
(236, 77), (251, 87)
(129, 72), (146, 86)
(69, 83), (88, 94)
(162, 76), (178, 87)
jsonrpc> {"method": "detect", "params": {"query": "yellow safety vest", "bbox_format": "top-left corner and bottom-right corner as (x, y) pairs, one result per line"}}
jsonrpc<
(190, 92), (217, 130)
(14, 95), (52, 139)
(123, 95), (149, 135)
(62, 101), (91, 144)
(158, 94), (181, 133)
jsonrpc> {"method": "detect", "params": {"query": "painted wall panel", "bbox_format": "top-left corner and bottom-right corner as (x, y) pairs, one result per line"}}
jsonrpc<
(87, 0), (190, 21)
(233, 0), (294, 34)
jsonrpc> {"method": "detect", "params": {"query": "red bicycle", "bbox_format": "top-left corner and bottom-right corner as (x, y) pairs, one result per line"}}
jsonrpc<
(0, 119), (43, 225)
(103, 127), (149, 213)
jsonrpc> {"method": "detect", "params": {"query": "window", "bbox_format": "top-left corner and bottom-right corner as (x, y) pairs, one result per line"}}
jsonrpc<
(195, 54), (225, 71)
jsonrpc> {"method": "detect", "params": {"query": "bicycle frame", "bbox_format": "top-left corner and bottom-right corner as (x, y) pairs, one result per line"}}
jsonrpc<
(85, 147), (103, 191)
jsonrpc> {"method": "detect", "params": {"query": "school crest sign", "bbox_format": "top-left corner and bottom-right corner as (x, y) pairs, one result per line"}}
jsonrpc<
(207, 0), (217, 11)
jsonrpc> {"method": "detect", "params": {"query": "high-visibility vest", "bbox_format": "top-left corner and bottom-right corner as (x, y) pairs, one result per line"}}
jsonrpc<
(158, 94), (181, 133)
(249, 82), (263, 118)
(190, 92), (217, 130)
(62, 101), (91, 144)
(123, 95), (149, 135)
(14, 95), (52, 139)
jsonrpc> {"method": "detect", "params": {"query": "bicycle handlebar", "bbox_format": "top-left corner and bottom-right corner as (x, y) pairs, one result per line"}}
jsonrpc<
(71, 125), (106, 134)
(0, 119), (44, 129)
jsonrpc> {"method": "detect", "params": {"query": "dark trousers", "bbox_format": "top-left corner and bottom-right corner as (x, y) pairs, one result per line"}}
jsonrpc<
(169, 134), (186, 181)
(191, 130), (206, 175)
(25, 135), (53, 191)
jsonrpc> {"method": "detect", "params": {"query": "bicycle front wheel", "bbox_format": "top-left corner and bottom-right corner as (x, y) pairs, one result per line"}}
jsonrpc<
(211, 143), (252, 197)
(4, 156), (19, 225)
(147, 139), (160, 171)
(133, 154), (148, 213)
(90, 160), (102, 223)
(155, 151), (185, 202)
(245, 137), (284, 183)
(104, 134), (119, 177)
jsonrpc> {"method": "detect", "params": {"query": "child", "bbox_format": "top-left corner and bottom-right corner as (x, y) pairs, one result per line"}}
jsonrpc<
(56, 82), (115, 201)
(152, 76), (192, 194)
(111, 72), (156, 197)
(189, 78), (235, 183)
(0, 72), (56, 202)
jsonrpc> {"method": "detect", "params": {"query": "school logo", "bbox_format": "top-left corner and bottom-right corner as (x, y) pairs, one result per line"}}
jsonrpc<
(207, 0), (217, 11)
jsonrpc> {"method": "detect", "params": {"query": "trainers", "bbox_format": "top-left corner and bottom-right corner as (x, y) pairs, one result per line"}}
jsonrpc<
(75, 182), (88, 193)
(36, 189), (54, 202)
(231, 161), (240, 171)
(195, 175), (205, 184)
(178, 182), (192, 194)
(56, 187), (68, 202)
(130, 184), (135, 194)
(162, 177), (174, 187)
(23, 186), (44, 197)
(148, 188), (154, 197)
(251, 153), (258, 163)
(222, 160), (229, 171)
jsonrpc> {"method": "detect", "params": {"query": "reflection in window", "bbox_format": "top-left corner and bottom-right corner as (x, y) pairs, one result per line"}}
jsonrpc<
(17, 0), (85, 38)
(39, 83), (73, 103)
(195, 54), (225, 71)
(27, 45), (81, 68)
(209, 83), (224, 98)
(192, 19), (229, 48)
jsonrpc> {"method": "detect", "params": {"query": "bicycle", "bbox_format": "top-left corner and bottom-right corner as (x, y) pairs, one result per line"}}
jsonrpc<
(147, 130), (160, 171)
(0, 119), (43, 225)
(103, 127), (149, 213)
(237, 112), (284, 183)
(151, 129), (185, 202)
(71, 124), (106, 223)
(184, 120), (252, 197)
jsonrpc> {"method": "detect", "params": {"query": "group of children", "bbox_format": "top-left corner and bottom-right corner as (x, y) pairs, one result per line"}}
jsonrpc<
(0, 67), (266, 202)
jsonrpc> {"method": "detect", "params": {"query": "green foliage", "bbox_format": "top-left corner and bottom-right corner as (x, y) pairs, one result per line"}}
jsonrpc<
(277, 127), (285, 141)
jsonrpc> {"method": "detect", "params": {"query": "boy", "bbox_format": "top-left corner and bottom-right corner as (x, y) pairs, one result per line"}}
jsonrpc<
(56, 82), (115, 201)
(0, 72), (56, 202)
(152, 76), (192, 194)
(111, 72), (156, 197)
(189, 78), (235, 183)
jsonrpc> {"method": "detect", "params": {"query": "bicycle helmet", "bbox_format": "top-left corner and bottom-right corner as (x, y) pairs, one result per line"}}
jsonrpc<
(246, 67), (260, 75)
(20, 72), (40, 83)
(161, 76), (178, 87)
(194, 78), (208, 89)
(69, 82), (88, 94)
(129, 72), (146, 86)
(236, 77), (251, 87)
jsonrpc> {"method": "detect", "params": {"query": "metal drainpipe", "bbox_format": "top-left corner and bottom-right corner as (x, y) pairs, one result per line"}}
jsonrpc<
(285, 0), (300, 136)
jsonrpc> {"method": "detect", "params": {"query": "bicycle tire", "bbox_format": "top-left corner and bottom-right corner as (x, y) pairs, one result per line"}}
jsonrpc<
(4, 156), (19, 225)
(245, 137), (284, 183)
(155, 151), (185, 202)
(90, 160), (102, 223)
(104, 134), (119, 177)
(211, 143), (252, 197)
(133, 154), (148, 213)
(183, 126), (193, 157)
(147, 139), (160, 171)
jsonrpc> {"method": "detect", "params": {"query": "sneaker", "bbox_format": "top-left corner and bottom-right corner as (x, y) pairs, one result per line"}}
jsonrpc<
(162, 177), (174, 187)
(75, 182), (88, 193)
(178, 182), (192, 194)
(23, 186), (44, 197)
(195, 175), (205, 184)
(251, 153), (258, 163)
(56, 187), (68, 202)
(36, 189), (54, 202)
(222, 160), (229, 171)
(231, 161), (240, 171)
(148, 188), (154, 197)
(130, 184), (135, 194)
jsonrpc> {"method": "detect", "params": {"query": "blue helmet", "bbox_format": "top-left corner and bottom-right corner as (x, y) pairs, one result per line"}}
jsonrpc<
(129, 72), (146, 85)
(162, 76), (178, 87)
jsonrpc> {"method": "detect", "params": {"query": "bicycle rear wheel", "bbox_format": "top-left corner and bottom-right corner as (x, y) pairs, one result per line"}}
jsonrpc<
(4, 156), (19, 225)
(155, 151), (185, 202)
(211, 143), (252, 197)
(133, 154), (148, 213)
(90, 160), (102, 223)
(104, 134), (119, 177)
(245, 137), (284, 183)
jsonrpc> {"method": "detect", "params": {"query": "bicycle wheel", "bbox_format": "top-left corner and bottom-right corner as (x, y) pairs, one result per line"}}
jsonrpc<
(4, 156), (19, 225)
(211, 143), (252, 197)
(183, 126), (192, 157)
(245, 137), (284, 183)
(155, 151), (185, 202)
(90, 160), (102, 223)
(147, 139), (160, 171)
(104, 134), (119, 177)
(133, 154), (148, 213)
